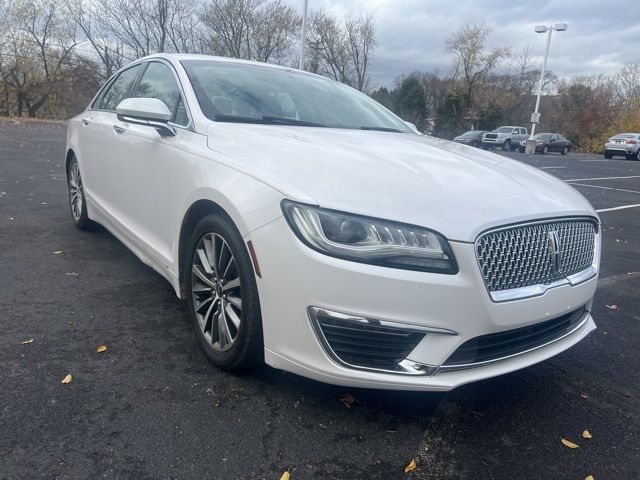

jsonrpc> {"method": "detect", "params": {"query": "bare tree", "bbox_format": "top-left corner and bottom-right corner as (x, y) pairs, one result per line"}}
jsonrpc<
(200, 0), (299, 63)
(345, 12), (375, 92)
(65, 0), (126, 79)
(446, 23), (510, 105)
(306, 9), (376, 91)
(616, 59), (640, 102)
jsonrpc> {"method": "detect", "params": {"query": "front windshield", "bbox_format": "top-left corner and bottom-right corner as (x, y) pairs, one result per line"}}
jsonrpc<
(495, 127), (513, 133)
(533, 133), (553, 140)
(461, 130), (483, 136)
(182, 60), (411, 132)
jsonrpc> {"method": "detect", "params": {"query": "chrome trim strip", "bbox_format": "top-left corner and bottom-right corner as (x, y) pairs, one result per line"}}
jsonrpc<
(476, 217), (600, 303)
(307, 307), (443, 376)
(309, 307), (458, 335)
(437, 310), (591, 372)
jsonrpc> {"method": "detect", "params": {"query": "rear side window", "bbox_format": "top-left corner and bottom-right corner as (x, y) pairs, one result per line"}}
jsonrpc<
(97, 65), (143, 112)
(132, 62), (188, 126)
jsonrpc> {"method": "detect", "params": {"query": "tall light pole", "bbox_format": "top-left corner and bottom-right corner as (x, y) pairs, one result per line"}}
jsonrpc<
(299, 0), (309, 70)
(529, 23), (567, 138)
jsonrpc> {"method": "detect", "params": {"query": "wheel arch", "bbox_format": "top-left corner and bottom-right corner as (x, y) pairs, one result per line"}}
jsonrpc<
(177, 199), (234, 298)
(65, 148), (76, 173)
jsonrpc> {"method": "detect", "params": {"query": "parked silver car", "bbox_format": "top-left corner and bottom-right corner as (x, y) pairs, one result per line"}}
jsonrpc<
(604, 133), (640, 160)
(482, 126), (528, 151)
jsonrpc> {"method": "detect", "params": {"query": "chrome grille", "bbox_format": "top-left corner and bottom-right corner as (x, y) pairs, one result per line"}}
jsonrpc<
(476, 218), (597, 292)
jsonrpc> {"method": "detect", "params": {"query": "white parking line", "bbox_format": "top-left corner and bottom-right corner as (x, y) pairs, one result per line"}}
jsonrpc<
(541, 166), (566, 169)
(596, 204), (640, 213)
(567, 182), (640, 195)
(580, 159), (608, 162)
(564, 175), (640, 181)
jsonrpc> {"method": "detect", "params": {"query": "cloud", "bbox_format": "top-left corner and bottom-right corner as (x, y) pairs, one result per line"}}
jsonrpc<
(286, 0), (638, 87)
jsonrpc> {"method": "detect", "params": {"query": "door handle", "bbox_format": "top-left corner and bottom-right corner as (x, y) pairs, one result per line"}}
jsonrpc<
(113, 125), (125, 134)
(81, 118), (90, 126)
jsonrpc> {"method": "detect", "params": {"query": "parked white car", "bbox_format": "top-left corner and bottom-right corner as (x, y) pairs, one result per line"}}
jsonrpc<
(65, 54), (600, 391)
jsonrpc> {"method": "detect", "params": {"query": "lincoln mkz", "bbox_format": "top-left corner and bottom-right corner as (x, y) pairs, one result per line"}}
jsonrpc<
(65, 54), (600, 391)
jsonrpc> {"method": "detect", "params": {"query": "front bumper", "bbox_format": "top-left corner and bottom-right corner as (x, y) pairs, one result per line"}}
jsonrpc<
(483, 137), (506, 145)
(249, 216), (598, 391)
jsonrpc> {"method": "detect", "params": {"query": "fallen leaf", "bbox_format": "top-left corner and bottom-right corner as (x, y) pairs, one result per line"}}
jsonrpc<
(279, 471), (290, 480)
(582, 430), (592, 439)
(605, 304), (619, 310)
(41, 202), (47, 205)
(96, 345), (107, 353)
(53, 250), (62, 255)
(212, 401), (221, 407)
(61, 374), (73, 384)
(585, 476), (594, 480)
(339, 393), (360, 408)
(405, 459), (417, 474)
(68, 321), (76, 326)
(561, 438), (579, 449)
(21, 339), (34, 345)
(580, 394), (588, 399)
(64, 272), (79, 276)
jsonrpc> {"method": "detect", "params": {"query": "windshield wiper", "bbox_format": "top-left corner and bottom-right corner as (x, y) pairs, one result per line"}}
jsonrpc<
(360, 126), (404, 132)
(213, 114), (325, 127)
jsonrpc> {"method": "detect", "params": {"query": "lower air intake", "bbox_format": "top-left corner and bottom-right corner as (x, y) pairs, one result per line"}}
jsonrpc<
(309, 308), (426, 373)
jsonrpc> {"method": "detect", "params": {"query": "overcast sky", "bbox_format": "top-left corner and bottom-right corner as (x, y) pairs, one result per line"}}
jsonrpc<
(286, 0), (639, 88)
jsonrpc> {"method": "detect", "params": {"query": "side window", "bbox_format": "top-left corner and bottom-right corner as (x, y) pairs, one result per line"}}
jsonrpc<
(519, 128), (525, 134)
(98, 65), (143, 111)
(132, 62), (188, 126)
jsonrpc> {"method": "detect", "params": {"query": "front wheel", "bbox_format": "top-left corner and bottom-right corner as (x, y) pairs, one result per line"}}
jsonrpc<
(604, 152), (613, 159)
(502, 140), (511, 152)
(66, 157), (93, 230)
(186, 214), (263, 371)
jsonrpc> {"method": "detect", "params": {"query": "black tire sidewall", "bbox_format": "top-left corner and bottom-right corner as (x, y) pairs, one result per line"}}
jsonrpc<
(503, 140), (511, 151)
(66, 157), (91, 230)
(185, 213), (263, 370)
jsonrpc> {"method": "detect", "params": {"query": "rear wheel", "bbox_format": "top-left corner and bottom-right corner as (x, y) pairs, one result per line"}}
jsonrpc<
(502, 140), (511, 152)
(542, 145), (549, 155)
(561, 147), (569, 155)
(627, 150), (640, 161)
(186, 213), (263, 371)
(66, 156), (93, 230)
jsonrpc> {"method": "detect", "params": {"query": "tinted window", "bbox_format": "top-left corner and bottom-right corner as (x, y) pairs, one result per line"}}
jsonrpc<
(99, 65), (143, 111)
(133, 62), (187, 125)
(181, 60), (410, 132)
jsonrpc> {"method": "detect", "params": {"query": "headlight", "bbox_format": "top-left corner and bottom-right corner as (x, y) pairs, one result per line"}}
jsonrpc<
(281, 200), (458, 273)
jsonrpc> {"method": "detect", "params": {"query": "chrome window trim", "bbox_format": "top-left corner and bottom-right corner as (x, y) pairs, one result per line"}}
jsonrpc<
(88, 59), (194, 132)
(438, 310), (591, 372)
(475, 216), (600, 303)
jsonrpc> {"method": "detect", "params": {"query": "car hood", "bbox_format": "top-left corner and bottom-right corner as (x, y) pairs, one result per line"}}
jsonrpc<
(207, 124), (596, 242)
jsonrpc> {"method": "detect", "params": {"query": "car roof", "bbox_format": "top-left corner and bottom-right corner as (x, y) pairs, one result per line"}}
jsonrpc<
(142, 53), (328, 81)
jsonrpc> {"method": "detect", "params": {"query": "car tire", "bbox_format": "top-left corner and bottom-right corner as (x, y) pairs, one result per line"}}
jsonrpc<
(502, 140), (511, 152)
(186, 213), (263, 371)
(636, 150), (640, 161)
(561, 147), (569, 155)
(604, 152), (613, 159)
(542, 146), (549, 154)
(471, 140), (480, 148)
(66, 156), (93, 230)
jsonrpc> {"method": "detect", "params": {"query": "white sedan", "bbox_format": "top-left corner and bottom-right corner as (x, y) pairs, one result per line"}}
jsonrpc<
(65, 54), (600, 391)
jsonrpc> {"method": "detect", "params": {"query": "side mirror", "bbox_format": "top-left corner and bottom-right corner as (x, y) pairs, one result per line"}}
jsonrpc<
(116, 98), (176, 137)
(404, 121), (420, 134)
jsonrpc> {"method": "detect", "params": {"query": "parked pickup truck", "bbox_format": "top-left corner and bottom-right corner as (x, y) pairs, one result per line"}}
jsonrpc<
(482, 126), (528, 151)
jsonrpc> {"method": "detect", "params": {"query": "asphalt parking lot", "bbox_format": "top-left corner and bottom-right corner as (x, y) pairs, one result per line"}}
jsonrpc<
(1, 121), (639, 480)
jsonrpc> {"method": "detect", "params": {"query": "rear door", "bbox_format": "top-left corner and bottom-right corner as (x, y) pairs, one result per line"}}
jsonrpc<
(80, 64), (144, 214)
(107, 60), (191, 262)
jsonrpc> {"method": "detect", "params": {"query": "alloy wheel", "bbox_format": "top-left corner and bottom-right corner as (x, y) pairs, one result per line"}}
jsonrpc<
(68, 162), (84, 222)
(191, 233), (242, 352)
